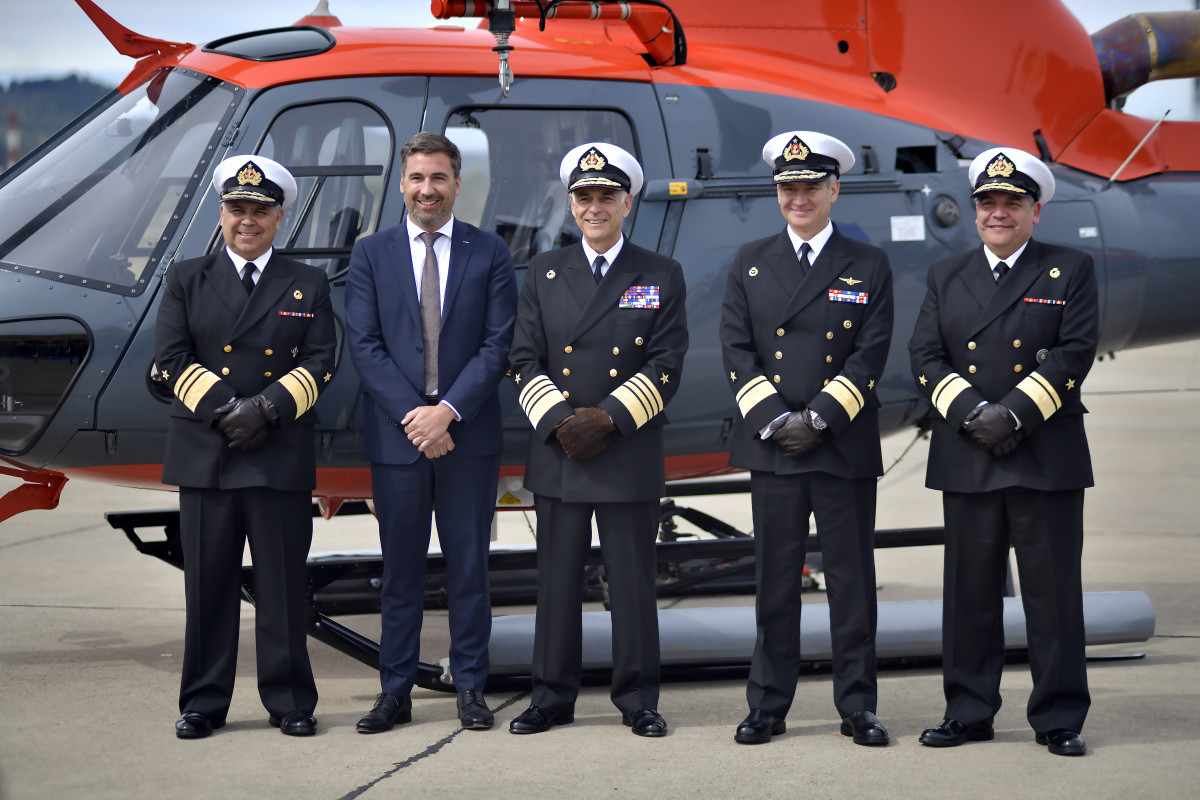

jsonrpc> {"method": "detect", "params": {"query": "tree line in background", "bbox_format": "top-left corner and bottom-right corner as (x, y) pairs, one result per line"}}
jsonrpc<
(3, 75), (113, 167)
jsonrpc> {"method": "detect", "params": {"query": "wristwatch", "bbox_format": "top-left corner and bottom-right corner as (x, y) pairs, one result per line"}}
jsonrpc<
(805, 409), (827, 431)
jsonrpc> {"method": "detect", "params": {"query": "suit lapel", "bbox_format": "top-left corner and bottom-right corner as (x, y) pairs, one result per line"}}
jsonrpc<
(570, 243), (638, 341)
(759, 231), (802, 296)
(229, 252), (295, 341)
(969, 241), (1042, 337)
(385, 223), (421, 329)
(442, 219), (472, 322)
(202, 251), (252, 319)
(562, 244), (597, 314)
(777, 228), (851, 326)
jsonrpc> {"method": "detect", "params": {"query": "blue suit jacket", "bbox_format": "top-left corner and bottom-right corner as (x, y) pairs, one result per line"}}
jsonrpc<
(345, 217), (517, 464)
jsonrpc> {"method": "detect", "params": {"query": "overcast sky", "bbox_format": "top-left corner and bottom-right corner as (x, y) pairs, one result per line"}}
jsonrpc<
(2, 0), (1195, 120)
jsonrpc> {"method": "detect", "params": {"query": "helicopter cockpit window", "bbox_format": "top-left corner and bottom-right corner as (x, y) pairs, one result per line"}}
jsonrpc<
(246, 101), (390, 279)
(0, 70), (234, 293)
(445, 107), (638, 267)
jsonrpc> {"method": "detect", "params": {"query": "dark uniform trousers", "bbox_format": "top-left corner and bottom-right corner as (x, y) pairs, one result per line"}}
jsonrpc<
(909, 239), (1097, 734)
(720, 226), (893, 719)
(531, 497), (661, 715)
(509, 239), (689, 715)
(155, 249), (337, 721)
(179, 486), (316, 720)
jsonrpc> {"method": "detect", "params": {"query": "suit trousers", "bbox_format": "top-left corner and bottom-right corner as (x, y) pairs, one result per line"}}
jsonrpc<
(530, 495), (661, 715)
(178, 486), (317, 720)
(942, 487), (1090, 733)
(372, 452), (500, 695)
(747, 470), (879, 718)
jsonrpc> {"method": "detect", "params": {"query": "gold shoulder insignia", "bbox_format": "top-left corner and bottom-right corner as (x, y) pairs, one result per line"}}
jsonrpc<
(660, 372), (670, 384)
(1066, 378), (1076, 390)
(324, 373), (332, 383)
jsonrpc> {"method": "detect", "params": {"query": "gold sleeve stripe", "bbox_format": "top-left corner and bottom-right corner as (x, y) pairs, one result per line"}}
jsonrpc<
(519, 375), (567, 428)
(611, 373), (663, 429)
(1017, 372), (1062, 421)
(931, 373), (971, 419)
(279, 367), (319, 419)
(821, 375), (865, 421)
(175, 364), (221, 413)
(735, 375), (777, 418)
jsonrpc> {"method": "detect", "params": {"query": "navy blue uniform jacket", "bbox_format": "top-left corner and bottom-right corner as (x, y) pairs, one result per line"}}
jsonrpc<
(908, 240), (1099, 493)
(720, 226), (894, 479)
(155, 250), (337, 491)
(509, 240), (689, 503)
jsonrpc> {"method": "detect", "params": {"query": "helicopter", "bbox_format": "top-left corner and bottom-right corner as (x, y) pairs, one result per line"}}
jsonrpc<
(0, 0), (1192, 684)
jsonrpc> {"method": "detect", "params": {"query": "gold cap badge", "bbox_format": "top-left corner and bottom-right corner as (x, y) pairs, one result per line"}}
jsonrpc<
(579, 148), (606, 172)
(986, 154), (1015, 178)
(238, 163), (264, 186)
(783, 135), (810, 162)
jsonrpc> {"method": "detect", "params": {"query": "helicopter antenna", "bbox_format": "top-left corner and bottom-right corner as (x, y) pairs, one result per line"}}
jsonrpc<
(1108, 109), (1169, 186)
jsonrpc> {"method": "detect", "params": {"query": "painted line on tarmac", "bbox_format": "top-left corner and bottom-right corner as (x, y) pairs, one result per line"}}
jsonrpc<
(337, 691), (530, 800)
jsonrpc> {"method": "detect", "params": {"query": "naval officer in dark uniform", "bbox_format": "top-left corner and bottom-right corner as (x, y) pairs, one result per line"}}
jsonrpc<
(910, 147), (1097, 756)
(507, 142), (688, 737)
(156, 155), (337, 738)
(720, 131), (893, 746)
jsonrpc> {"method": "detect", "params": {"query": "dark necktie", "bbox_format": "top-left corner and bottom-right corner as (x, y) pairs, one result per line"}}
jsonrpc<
(418, 231), (442, 396)
(797, 242), (812, 275)
(994, 261), (1010, 283)
(593, 255), (606, 284)
(241, 263), (256, 295)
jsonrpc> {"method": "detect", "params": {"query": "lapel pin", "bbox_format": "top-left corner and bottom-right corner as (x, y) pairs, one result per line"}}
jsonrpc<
(547, 270), (556, 279)
(293, 290), (303, 299)
(1049, 268), (1061, 278)
(748, 267), (759, 277)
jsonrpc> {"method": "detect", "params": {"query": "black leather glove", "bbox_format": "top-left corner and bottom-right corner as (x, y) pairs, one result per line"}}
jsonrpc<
(990, 431), (1022, 458)
(771, 410), (824, 457)
(963, 402), (1018, 451)
(213, 395), (278, 451)
(554, 407), (615, 461)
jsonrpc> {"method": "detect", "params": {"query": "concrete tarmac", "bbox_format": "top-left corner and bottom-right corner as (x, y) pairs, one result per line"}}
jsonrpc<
(2, 340), (1198, 800)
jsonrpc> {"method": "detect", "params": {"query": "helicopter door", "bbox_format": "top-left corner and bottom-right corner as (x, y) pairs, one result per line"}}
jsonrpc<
(95, 79), (422, 464)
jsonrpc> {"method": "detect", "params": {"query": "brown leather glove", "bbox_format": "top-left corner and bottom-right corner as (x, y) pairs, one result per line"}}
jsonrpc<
(770, 410), (823, 457)
(213, 395), (278, 451)
(554, 407), (615, 461)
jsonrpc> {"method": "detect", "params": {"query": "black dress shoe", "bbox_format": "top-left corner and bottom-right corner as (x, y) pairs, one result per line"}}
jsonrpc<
(622, 709), (667, 737)
(356, 693), (412, 733)
(918, 718), (994, 747)
(457, 690), (494, 730)
(734, 709), (786, 744)
(1037, 729), (1086, 756)
(269, 711), (317, 736)
(508, 705), (574, 734)
(840, 710), (889, 746)
(175, 712), (225, 739)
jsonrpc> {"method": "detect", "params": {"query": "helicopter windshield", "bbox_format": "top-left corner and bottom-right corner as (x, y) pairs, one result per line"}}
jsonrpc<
(0, 70), (234, 293)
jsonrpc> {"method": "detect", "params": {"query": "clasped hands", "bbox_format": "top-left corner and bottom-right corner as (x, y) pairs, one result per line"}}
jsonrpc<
(769, 409), (824, 457)
(554, 407), (615, 461)
(964, 402), (1021, 457)
(213, 395), (278, 451)
(403, 403), (456, 459)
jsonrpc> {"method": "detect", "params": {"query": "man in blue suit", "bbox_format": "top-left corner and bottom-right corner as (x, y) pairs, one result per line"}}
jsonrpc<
(345, 131), (518, 732)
